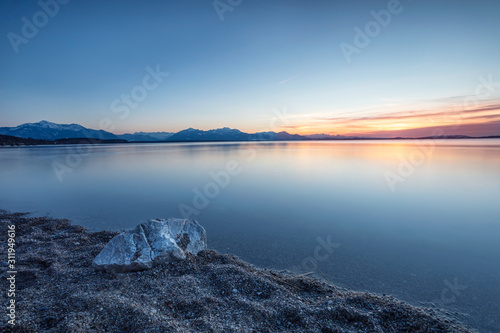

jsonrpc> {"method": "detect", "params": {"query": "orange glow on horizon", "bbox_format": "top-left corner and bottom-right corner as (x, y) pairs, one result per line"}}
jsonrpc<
(276, 103), (500, 138)
(121, 102), (500, 138)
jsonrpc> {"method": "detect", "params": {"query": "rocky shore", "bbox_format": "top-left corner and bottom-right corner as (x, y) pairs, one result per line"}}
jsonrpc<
(0, 210), (475, 332)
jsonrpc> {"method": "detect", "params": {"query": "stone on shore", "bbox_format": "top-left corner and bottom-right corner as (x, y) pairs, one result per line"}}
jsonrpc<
(92, 218), (207, 273)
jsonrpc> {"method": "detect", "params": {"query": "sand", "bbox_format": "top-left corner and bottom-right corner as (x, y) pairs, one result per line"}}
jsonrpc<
(0, 210), (475, 332)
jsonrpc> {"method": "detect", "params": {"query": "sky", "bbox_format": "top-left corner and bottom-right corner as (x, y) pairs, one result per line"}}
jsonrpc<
(1, 0), (499, 137)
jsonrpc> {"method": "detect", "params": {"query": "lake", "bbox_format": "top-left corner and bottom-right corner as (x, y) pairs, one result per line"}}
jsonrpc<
(1, 140), (499, 332)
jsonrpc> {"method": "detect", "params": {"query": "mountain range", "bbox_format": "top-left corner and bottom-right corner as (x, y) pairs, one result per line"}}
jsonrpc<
(0, 121), (118, 141)
(116, 131), (174, 142)
(3, 121), (495, 144)
(0, 121), (316, 142)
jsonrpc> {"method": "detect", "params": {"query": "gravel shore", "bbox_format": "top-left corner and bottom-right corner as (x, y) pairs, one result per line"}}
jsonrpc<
(0, 210), (475, 332)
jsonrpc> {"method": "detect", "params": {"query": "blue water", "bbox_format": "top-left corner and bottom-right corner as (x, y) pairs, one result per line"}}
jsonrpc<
(1, 140), (499, 332)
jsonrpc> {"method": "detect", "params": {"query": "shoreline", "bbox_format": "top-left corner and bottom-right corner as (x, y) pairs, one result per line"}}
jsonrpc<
(0, 210), (475, 332)
(1, 134), (500, 148)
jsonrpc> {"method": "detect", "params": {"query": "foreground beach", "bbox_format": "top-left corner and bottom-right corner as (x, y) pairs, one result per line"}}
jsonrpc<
(1, 210), (474, 332)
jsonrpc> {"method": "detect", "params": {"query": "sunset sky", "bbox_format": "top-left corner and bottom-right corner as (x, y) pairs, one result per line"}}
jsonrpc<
(1, 0), (499, 137)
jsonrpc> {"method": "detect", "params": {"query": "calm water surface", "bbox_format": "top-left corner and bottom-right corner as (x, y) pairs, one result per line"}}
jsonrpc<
(1, 140), (499, 332)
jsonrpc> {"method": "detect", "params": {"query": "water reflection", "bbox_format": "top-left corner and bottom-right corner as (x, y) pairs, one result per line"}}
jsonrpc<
(0, 140), (499, 331)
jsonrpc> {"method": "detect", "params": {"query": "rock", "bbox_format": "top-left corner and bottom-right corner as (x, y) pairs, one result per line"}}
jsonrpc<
(92, 218), (207, 273)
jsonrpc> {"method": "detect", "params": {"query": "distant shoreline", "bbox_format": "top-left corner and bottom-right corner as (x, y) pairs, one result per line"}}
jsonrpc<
(2, 133), (500, 147)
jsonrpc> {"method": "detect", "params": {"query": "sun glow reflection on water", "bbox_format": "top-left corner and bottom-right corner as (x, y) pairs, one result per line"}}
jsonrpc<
(0, 139), (499, 331)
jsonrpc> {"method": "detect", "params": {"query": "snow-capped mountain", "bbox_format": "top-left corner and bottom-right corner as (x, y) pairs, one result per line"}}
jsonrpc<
(0, 120), (118, 140)
(0, 121), (309, 142)
(168, 127), (306, 141)
(117, 131), (174, 142)
(252, 131), (305, 141)
(137, 132), (174, 141)
(168, 127), (252, 141)
(305, 133), (353, 139)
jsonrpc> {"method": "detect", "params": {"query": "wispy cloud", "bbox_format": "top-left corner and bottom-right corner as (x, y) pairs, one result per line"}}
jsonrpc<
(356, 122), (500, 138)
(269, 97), (500, 137)
(278, 74), (300, 85)
(318, 103), (500, 123)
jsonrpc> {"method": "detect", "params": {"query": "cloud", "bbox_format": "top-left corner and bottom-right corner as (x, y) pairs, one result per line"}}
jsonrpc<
(319, 103), (500, 123)
(274, 96), (500, 137)
(352, 121), (500, 138)
(278, 74), (300, 85)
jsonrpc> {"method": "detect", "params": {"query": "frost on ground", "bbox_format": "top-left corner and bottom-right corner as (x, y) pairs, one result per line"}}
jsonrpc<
(0, 210), (475, 332)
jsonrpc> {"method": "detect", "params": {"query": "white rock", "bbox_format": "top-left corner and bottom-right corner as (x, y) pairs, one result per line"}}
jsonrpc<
(92, 218), (207, 273)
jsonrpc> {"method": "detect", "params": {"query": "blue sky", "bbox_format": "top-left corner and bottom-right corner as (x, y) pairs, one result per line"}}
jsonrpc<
(1, 0), (499, 136)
